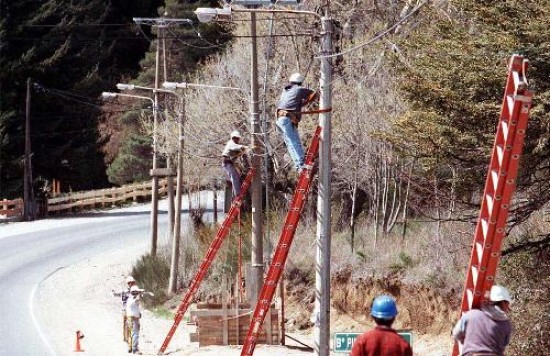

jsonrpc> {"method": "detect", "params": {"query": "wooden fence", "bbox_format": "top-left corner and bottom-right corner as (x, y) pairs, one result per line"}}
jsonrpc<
(47, 179), (169, 213)
(1, 179), (170, 220)
(0, 198), (23, 219)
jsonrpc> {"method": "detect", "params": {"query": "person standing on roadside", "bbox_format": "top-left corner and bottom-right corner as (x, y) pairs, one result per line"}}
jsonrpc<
(126, 285), (144, 354)
(452, 285), (513, 356)
(276, 72), (318, 171)
(112, 276), (137, 342)
(351, 295), (413, 356)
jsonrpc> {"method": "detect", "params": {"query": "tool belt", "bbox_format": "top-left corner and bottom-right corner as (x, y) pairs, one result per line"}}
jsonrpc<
(222, 156), (233, 164)
(277, 109), (300, 125)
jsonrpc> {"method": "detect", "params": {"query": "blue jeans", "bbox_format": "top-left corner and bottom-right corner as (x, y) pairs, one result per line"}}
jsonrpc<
(130, 317), (140, 352)
(276, 116), (304, 170)
(222, 161), (241, 197)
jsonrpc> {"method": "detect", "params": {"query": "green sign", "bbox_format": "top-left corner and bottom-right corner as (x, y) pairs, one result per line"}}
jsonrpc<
(333, 331), (413, 353)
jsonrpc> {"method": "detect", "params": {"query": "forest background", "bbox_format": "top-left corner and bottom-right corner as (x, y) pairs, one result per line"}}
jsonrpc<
(1, 0), (549, 354)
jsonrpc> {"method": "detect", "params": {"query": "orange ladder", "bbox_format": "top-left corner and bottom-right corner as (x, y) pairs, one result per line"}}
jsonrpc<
(453, 54), (533, 355)
(158, 167), (255, 354)
(241, 126), (322, 356)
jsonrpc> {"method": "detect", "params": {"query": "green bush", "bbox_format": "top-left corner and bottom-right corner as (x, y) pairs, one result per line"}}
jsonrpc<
(131, 254), (170, 307)
(106, 134), (152, 185)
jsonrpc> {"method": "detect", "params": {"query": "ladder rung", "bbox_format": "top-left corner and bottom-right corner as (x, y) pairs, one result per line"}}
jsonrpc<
(506, 95), (515, 117)
(500, 120), (509, 138)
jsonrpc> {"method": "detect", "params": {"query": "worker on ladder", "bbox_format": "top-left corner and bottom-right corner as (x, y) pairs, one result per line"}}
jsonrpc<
(452, 285), (513, 356)
(276, 72), (318, 171)
(222, 130), (249, 197)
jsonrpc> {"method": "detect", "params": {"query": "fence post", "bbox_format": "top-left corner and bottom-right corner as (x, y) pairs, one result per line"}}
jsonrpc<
(111, 187), (117, 208)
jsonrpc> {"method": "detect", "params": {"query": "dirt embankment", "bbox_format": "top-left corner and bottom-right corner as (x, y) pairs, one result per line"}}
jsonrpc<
(284, 266), (456, 354)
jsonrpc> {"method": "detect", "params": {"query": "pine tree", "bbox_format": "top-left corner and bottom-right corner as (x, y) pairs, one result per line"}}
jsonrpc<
(0, 0), (161, 196)
(102, 0), (230, 184)
(389, 0), (550, 209)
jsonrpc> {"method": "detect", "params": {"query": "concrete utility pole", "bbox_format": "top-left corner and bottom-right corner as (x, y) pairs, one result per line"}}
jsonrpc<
(169, 94), (185, 293)
(151, 28), (161, 256)
(133, 17), (191, 256)
(162, 81), (245, 292)
(249, 10), (264, 305)
(314, 8), (333, 356)
(23, 77), (34, 221)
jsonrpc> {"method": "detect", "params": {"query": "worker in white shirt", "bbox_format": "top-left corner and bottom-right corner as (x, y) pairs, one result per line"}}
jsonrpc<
(126, 285), (144, 354)
(221, 130), (249, 197)
(112, 276), (137, 342)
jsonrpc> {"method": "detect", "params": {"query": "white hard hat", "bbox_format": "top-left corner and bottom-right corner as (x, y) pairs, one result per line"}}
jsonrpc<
(230, 130), (241, 139)
(289, 72), (304, 83)
(489, 285), (512, 303)
(126, 276), (136, 284)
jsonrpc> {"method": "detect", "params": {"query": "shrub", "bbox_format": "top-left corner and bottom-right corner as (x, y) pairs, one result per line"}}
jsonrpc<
(131, 253), (170, 307)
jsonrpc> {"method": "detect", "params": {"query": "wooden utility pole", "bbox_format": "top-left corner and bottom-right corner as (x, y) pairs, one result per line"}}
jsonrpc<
(169, 95), (185, 293)
(23, 78), (34, 221)
(133, 17), (191, 256)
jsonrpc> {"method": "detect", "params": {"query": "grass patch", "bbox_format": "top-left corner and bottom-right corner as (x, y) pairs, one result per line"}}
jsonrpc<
(150, 306), (174, 319)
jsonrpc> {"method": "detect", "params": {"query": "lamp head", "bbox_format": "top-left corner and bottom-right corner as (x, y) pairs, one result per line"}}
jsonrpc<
(162, 82), (180, 90)
(194, 8), (219, 23)
(195, 7), (231, 23)
(101, 92), (117, 100)
(116, 83), (134, 91)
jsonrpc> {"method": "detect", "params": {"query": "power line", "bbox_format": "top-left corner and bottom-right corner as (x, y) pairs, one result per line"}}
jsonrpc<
(316, 0), (430, 59)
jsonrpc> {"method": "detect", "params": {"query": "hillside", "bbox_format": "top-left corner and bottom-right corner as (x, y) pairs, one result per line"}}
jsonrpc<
(121, 1), (547, 354)
(2, 0), (549, 354)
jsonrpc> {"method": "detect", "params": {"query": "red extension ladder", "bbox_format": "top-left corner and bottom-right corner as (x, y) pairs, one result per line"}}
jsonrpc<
(158, 167), (255, 354)
(453, 54), (533, 355)
(241, 125), (322, 356)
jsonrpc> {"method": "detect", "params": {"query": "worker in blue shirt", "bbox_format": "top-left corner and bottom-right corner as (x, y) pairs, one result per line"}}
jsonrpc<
(276, 72), (318, 171)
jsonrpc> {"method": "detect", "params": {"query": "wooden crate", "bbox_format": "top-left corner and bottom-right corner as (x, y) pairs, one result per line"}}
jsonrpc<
(193, 307), (279, 347)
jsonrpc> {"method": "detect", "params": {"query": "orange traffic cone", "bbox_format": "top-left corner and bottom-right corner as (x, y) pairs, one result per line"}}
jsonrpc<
(74, 330), (85, 352)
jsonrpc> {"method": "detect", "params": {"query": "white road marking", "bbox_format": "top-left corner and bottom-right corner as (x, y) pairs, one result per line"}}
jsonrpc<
(29, 266), (66, 356)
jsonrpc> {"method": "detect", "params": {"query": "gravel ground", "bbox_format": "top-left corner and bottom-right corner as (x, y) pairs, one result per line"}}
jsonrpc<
(36, 240), (452, 356)
(36, 239), (314, 356)
(31, 196), (451, 356)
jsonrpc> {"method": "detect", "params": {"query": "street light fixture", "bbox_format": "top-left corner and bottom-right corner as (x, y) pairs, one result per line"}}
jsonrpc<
(101, 91), (154, 106)
(194, 7), (232, 23)
(162, 81), (245, 93)
(102, 90), (162, 257)
(195, 3), (320, 22)
(116, 83), (186, 294)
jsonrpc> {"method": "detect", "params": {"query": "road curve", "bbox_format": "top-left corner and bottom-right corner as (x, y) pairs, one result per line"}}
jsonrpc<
(0, 208), (169, 355)
(0, 192), (221, 356)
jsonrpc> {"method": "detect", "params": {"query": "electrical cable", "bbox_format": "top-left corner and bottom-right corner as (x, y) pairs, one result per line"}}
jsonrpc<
(316, 0), (430, 59)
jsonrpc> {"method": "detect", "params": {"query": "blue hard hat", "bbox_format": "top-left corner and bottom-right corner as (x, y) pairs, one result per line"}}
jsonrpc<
(371, 295), (398, 319)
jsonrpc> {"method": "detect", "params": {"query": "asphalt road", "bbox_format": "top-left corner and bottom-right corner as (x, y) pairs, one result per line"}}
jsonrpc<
(0, 193), (221, 356)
